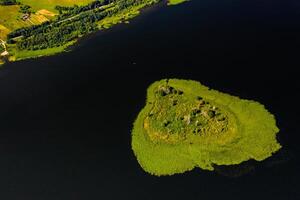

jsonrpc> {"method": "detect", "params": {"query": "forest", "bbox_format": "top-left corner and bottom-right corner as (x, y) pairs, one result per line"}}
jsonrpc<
(7, 0), (160, 51)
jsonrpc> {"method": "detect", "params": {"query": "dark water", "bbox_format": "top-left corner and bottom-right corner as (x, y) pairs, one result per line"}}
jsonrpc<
(0, 0), (299, 199)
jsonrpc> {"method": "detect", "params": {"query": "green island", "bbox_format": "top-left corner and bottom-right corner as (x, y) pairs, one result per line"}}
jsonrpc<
(131, 79), (281, 176)
(0, 0), (188, 65)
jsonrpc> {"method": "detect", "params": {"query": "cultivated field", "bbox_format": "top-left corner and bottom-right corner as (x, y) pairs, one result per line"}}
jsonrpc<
(0, 5), (25, 31)
(0, 1), (90, 39)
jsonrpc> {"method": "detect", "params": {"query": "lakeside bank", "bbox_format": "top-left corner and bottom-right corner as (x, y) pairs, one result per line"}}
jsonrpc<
(0, 0), (188, 66)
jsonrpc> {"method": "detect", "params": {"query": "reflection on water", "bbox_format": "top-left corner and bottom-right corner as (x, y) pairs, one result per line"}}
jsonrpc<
(214, 161), (256, 178)
(214, 148), (292, 178)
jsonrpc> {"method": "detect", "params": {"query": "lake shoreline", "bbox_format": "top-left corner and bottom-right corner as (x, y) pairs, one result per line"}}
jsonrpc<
(1, 0), (170, 67)
(68, 0), (168, 52)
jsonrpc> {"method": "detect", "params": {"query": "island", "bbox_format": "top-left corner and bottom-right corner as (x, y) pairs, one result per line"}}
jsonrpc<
(131, 79), (281, 176)
(0, 0), (188, 65)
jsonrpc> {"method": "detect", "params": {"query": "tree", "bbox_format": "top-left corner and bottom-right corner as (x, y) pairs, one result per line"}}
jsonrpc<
(0, 0), (19, 5)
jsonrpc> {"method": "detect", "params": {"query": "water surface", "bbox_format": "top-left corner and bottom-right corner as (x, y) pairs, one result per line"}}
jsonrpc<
(0, 0), (299, 199)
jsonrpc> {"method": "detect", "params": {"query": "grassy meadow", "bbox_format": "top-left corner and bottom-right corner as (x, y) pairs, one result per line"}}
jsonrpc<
(0, 24), (10, 40)
(0, 5), (24, 31)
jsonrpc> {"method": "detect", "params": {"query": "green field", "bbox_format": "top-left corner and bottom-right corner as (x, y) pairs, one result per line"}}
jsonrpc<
(132, 79), (281, 176)
(0, 24), (10, 40)
(0, 4), (50, 40)
(0, 5), (24, 31)
(19, 0), (95, 12)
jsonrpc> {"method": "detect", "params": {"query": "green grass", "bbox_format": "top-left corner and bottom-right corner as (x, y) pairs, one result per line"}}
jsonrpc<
(0, 44), (4, 52)
(97, 1), (156, 29)
(0, 1), (94, 60)
(0, 5), (25, 31)
(19, 0), (95, 12)
(131, 79), (281, 176)
(8, 40), (75, 61)
(97, 7), (140, 29)
(0, 24), (11, 40)
(168, 0), (188, 5)
(0, 1), (95, 29)
(146, 85), (230, 143)
(0, 4), (51, 40)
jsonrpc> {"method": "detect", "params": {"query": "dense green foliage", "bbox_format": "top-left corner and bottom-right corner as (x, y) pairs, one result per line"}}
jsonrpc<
(55, 0), (108, 17)
(7, 0), (159, 51)
(146, 84), (230, 144)
(10, 40), (75, 60)
(0, 45), (4, 52)
(0, 0), (19, 5)
(19, 4), (31, 13)
(132, 79), (281, 176)
(19, 0), (95, 12)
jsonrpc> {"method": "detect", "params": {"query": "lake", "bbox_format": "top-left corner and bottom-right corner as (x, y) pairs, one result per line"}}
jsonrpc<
(0, 0), (299, 199)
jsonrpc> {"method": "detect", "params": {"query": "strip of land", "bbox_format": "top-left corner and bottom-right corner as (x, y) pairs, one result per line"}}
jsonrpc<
(0, 0), (188, 65)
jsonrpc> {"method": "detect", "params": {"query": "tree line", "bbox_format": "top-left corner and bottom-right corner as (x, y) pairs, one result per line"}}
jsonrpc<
(55, 0), (109, 17)
(7, 0), (160, 51)
(0, 0), (19, 5)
